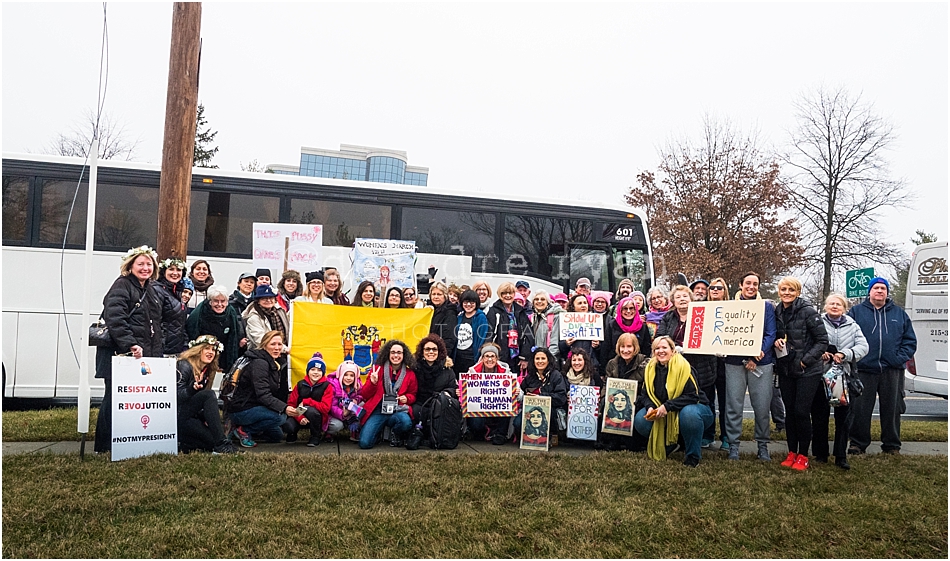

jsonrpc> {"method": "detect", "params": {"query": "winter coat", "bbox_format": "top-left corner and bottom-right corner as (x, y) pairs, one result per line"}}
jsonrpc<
(156, 279), (188, 355)
(635, 360), (709, 411)
(96, 275), (165, 380)
(821, 314), (870, 376)
(655, 309), (718, 388)
(520, 368), (568, 411)
(414, 360), (458, 407)
(529, 303), (563, 360)
(175, 359), (212, 404)
(242, 304), (290, 351)
(326, 372), (346, 422)
(600, 316), (653, 368)
(184, 300), (245, 373)
(430, 301), (459, 356)
(774, 297), (829, 378)
(604, 354), (649, 385)
(229, 289), (253, 317)
(558, 339), (600, 373)
(485, 300), (536, 367)
(287, 375), (335, 431)
(358, 365), (419, 425)
(229, 348), (288, 415)
(848, 298), (917, 374)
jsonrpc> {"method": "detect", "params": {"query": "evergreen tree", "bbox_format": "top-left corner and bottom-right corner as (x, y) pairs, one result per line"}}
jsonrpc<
(193, 103), (219, 168)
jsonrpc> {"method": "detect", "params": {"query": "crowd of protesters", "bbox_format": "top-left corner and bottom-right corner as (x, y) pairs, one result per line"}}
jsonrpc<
(94, 246), (915, 469)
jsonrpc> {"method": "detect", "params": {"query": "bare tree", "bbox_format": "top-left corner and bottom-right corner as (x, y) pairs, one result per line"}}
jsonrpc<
(782, 86), (912, 299)
(240, 159), (266, 172)
(46, 109), (140, 161)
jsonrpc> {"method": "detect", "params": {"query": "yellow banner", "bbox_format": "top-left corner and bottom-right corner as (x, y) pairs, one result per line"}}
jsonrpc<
(289, 302), (433, 386)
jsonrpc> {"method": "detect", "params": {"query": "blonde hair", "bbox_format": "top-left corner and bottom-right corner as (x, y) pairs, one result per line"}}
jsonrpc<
(707, 277), (729, 301)
(472, 281), (492, 298)
(615, 332), (641, 356)
(430, 282), (448, 297)
(120, 252), (159, 280)
(777, 276), (803, 295)
(178, 342), (220, 377)
(825, 292), (850, 310)
(669, 284), (691, 300)
(260, 330), (283, 350)
(652, 335), (677, 353)
(497, 282), (516, 295)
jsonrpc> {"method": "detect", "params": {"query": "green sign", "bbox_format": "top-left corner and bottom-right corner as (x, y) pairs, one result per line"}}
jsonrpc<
(846, 267), (875, 299)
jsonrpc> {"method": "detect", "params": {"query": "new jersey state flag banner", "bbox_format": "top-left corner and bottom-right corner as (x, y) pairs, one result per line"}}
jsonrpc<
(289, 302), (433, 386)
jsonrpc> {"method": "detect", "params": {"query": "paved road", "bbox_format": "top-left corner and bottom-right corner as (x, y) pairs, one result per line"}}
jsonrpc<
(735, 391), (948, 421)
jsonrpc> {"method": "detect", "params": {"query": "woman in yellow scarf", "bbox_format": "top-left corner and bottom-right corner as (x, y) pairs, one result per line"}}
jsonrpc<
(635, 336), (714, 467)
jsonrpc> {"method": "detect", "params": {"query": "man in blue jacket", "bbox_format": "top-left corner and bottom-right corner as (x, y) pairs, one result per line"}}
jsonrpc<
(848, 277), (917, 455)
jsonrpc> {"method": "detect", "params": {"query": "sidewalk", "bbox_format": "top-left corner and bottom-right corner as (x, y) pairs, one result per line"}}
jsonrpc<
(4, 439), (947, 457)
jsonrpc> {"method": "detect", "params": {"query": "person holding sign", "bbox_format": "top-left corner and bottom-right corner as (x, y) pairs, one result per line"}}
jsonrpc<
(486, 282), (535, 372)
(514, 348), (567, 445)
(176, 335), (236, 454)
(351, 281), (378, 308)
(323, 267), (350, 306)
(358, 340), (418, 449)
(773, 277), (829, 471)
(559, 294), (601, 372)
(601, 332), (650, 451)
(522, 406), (550, 448)
(634, 336), (714, 467)
(464, 343), (515, 445)
(706, 278), (731, 451)
(297, 271), (333, 304)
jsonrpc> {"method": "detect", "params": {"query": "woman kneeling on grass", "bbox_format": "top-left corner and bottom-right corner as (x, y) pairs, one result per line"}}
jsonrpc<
(358, 340), (418, 449)
(635, 336), (714, 468)
(176, 335), (236, 454)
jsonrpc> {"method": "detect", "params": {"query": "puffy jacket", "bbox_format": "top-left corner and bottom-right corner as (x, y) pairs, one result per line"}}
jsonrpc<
(100, 275), (165, 361)
(655, 309), (717, 388)
(156, 278), (188, 355)
(529, 303), (563, 360)
(175, 359), (211, 404)
(821, 314), (869, 376)
(848, 298), (917, 374)
(287, 375), (334, 431)
(485, 300), (536, 367)
(774, 297), (829, 378)
(520, 368), (568, 411)
(430, 301), (459, 357)
(229, 348), (288, 414)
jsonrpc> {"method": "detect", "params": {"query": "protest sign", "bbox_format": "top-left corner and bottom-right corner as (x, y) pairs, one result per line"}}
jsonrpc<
(683, 300), (765, 356)
(559, 312), (605, 341)
(601, 378), (637, 436)
(520, 395), (552, 451)
(458, 370), (517, 417)
(567, 384), (600, 441)
(352, 238), (417, 291)
(252, 223), (323, 275)
(111, 356), (177, 461)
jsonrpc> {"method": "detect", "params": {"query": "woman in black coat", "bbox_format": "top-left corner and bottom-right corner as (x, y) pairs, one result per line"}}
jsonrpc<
(411, 334), (459, 435)
(176, 335), (236, 453)
(774, 276), (829, 471)
(156, 256), (189, 355)
(94, 246), (167, 454)
(485, 282), (535, 372)
(427, 282), (458, 357)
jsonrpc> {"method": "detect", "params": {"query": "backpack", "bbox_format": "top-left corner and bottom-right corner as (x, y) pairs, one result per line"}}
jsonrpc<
(219, 355), (252, 414)
(426, 390), (463, 450)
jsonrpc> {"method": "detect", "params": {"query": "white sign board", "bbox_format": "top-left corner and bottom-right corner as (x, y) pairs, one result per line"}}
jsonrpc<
(352, 238), (417, 290)
(567, 384), (600, 441)
(111, 356), (178, 461)
(683, 300), (766, 356)
(252, 222), (323, 275)
(458, 371), (518, 417)
(559, 312), (605, 341)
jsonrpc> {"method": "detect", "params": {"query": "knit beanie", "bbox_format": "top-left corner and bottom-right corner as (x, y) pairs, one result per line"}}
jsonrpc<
(479, 343), (501, 359)
(307, 352), (327, 375)
(182, 278), (194, 292)
(868, 277), (890, 294)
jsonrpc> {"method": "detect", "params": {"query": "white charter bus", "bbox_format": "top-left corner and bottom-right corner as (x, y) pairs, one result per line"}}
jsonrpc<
(2, 153), (654, 403)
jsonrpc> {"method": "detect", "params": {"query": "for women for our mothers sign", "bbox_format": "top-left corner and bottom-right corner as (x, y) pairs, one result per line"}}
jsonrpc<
(352, 238), (417, 290)
(458, 371), (517, 417)
(684, 300), (765, 356)
(559, 312), (605, 341)
(567, 384), (600, 441)
(252, 223), (323, 274)
(111, 356), (177, 461)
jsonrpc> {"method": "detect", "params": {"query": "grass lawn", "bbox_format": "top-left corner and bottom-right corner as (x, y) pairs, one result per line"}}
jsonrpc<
(2, 452), (947, 558)
(2, 406), (947, 443)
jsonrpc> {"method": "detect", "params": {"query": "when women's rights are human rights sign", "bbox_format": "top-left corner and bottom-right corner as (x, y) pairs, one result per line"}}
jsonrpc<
(683, 300), (765, 355)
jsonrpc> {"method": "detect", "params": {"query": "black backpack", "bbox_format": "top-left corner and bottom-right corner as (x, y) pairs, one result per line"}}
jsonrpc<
(426, 390), (463, 450)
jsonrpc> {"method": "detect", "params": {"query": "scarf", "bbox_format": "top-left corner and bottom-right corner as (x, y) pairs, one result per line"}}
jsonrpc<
(260, 305), (287, 343)
(645, 302), (671, 325)
(382, 363), (409, 414)
(565, 367), (590, 387)
(643, 353), (695, 461)
(614, 296), (644, 334)
(825, 314), (846, 328)
(189, 272), (214, 293)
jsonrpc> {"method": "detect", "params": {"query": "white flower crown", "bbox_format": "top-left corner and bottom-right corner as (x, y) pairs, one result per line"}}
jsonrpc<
(122, 245), (159, 262)
(160, 257), (188, 271)
(188, 335), (224, 353)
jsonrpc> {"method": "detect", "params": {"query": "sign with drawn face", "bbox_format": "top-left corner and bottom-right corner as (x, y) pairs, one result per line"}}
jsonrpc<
(520, 395), (551, 451)
(601, 378), (637, 436)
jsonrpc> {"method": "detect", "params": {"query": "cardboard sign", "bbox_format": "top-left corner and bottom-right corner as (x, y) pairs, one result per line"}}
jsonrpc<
(252, 222), (323, 275)
(567, 384), (600, 441)
(559, 312), (605, 341)
(520, 395), (551, 451)
(352, 238), (417, 291)
(458, 371), (518, 417)
(683, 300), (766, 356)
(111, 356), (177, 461)
(601, 378), (637, 436)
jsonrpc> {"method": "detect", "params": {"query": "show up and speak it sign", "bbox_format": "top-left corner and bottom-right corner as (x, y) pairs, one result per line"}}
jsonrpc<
(352, 238), (417, 290)
(458, 371), (517, 417)
(111, 356), (177, 461)
(559, 312), (605, 341)
(683, 300), (765, 356)
(567, 384), (600, 441)
(252, 223), (323, 275)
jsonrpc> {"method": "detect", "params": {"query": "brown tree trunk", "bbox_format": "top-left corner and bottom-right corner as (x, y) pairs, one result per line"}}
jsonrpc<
(157, 2), (202, 260)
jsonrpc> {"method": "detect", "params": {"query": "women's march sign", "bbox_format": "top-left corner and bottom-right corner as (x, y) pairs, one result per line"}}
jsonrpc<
(520, 395), (551, 451)
(252, 222), (323, 275)
(684, 300), (765, 355)
(352, 238), (417, 291)
(458, 371), (518, 417)
(111, 356), (177, 461)
(567, 384), (600, 441)
(601, 378), (637, 436)
(558, 312), (605, 341)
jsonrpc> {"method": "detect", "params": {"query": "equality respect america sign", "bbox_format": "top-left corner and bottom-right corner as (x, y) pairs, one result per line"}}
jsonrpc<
(683, 300), (765, 356)
(111, 356), (178, 461)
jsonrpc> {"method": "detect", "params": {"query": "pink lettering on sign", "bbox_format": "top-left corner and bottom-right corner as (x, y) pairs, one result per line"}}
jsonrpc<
(289, 251), (317, 263)
(255, 230), (281, 239)
(254, 249), (282, 260)
(687, 306), (705, 349)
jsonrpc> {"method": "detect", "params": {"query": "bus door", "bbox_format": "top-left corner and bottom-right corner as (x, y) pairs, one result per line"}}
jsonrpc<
(565, 243), (614, 293)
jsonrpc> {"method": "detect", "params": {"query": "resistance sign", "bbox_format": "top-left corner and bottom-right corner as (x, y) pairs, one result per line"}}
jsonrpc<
(459, 371), (517, 417)
(684, 300), (765, 356)
(111, 356), (177, 461)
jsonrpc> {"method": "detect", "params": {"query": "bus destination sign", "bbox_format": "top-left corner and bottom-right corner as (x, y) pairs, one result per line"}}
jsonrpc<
(601, 223), (642, 244)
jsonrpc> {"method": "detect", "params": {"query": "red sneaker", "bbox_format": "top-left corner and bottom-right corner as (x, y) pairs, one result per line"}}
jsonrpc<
(791, 454), (809, 471)
(781, 452), (797, 467)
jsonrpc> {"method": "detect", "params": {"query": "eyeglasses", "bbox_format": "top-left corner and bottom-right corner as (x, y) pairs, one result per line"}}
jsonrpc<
(621, 306), (636, 311)
(423, 347), (438, 353)
(500, 291), (514, 296)
(389, 350), (404, 355)
(708, 286), (725, 291)
(404, 292), (415, 297)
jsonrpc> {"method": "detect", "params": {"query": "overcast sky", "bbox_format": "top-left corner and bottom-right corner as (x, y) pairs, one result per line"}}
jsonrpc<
(3, 2), (947, 260)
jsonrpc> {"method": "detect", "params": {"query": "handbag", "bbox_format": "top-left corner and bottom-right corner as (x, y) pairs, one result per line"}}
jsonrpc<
(823, 364), (849, 407)
(87, 289), (148, 347)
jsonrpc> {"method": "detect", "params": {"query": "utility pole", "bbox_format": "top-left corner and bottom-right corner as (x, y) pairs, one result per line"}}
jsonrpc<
(157, 2), (201, 260)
